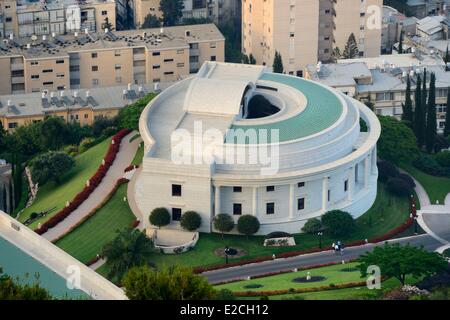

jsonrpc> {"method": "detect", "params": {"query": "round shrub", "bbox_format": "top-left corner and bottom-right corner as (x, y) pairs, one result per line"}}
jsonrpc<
(386, 177), (413, 197)
(321, 210), (355, 237)
(436, 151), (450, 167)
(213, 213), (235, 235)
(397, 173), (415, 189)
(237, 215), (260, 237)
(377, 160), (399, 183)
(180, 211), (202, 231)
(149, 207), (171, 228)
(301, 218), (322, 234)
(79, 137), (96, 153)
(265, 231), (292, 239)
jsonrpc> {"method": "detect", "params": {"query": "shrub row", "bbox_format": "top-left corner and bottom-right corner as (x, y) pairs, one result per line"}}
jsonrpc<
(35, 129), (131, 235)
(124, 164), (139, 173)
(194, 197), (417, 274)
(233, 281), (368, 297)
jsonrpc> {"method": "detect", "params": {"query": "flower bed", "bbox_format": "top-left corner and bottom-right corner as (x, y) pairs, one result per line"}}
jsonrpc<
(194, 197), (417, 274)
(124, 164), (139, 173)
(35, 129), (131, 235)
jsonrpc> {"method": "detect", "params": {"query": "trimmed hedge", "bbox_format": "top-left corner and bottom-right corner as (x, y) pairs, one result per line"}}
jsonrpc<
(35, 129), (131, 235)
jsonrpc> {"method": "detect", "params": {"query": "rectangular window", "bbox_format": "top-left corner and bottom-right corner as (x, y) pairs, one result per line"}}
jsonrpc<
(31, 75), (39, 80)
(115, 64), (121, 70)
(153, 65), (160, 69)
(56, 73), (64, 78)
(327, 190), (331, 202)
(210, 56), (216, 61)
(91, 53), (97, 58)
(233, 186), (242, 193)
(152, 52), (161, 56)
(298, 198), (305, 210)
(31, 61), (39, 66)
(266, 202), (275, 215)
(92, 66), (98, 72)
(172, 184), (182, 197)
(42, 69), (53, 73)
(298, 182), (305, 188)
(84, 114), (88, 119)
(344, 180), (348, 192)
(43, 81), (53, 85)
(56, 59), (64, 64)
(114, 50), (121, 57)
(8, 122), (18, 129)
(172, 208), (182, 221)
(266, 186), (275, 192)
(164, 58), (174, 62)
(164, 71), (174, 75)
(102, 10), (108, 16)
(233, 203), (242, 215)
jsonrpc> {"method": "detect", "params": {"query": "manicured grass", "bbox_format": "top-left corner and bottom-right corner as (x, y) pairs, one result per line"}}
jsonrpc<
(55, 184), (135, 264)
(131, 142), (144, 166)
(149, 183), (412, 269)
(216, 262), (362, 292)
(18, 138), (111, 229)
(401, 163), (450, 204)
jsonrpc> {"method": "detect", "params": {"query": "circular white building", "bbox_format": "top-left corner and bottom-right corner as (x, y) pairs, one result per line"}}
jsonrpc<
(133, 62), (380, 235)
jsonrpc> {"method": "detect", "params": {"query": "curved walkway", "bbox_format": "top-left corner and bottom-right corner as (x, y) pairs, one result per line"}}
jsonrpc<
(43, 131), (141, 242)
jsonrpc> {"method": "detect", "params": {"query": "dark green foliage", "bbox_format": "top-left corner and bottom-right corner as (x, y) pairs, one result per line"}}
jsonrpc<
(142, 14), (161, 28)
(402, 76), (414, 126)
(414, 74), (425, 146)
(272, 51), (284, 73)
(30, 151), (75, 185)
(218, 19), (243, 63)
(377, 160), (399, 183)
(413, 154), (450, 176)
(342, 33), (359, 59)
(358, 243), (448, 285)
(122, 265), (216, 300)
(102, 230), (154, 280)
(321, 210), (355, 237)
(426, 72), (437, 153)
(117, 93), (157, 131)
(237, 215), (260, 237)
(378, 115), (419, 164)
(215, 289), (235, 300)
(213, 213), (235, 236)
(301, 218), (322, 234)
(397, 173), (416, 189)
(435, 151), (450, 167)
(180, 211), (202, 231)
(149, 207), (171, 228)
(386, 177), (413, 197)
(159, 0), (183, 26)
(265, 231), (292, 239)
(398, 29), (404, 54)
(103, 17), (113, 31)
(0, 268), (52, 300)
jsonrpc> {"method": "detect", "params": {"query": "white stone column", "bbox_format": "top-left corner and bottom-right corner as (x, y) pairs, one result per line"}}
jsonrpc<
(322, 177), (328, 212)
(214, 185), (221, 217)
(364, 157), (370, 188)
(289, 183), (295, 220)
(348, 167), (354, 201)
(252, 186), (258, 217)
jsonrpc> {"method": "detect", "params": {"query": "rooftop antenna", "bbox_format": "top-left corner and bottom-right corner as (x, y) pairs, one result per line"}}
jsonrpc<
(9, 34), (13, 40)
(42, 35), (46, 41)
(52, 32), (56, 38)
(73, 91), (78, 98)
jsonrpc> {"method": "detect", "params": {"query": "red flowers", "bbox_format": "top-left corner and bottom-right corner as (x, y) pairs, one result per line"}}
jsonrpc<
(35, 129), (131, 235)
(124, 164), (139, 173)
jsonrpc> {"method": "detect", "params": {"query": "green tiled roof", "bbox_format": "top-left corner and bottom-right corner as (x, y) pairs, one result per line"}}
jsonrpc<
(228, 73), (344, 143)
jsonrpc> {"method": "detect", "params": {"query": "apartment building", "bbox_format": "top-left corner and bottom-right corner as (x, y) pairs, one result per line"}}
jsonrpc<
(406, 0), (446, 19)
(305, 53), (450, 132)
(242, 0), (382, 75)
(0, 0), (116, 38)
(0, 24), (225, 95)
(0, 83), (157, 132)
(382, 5), (418, 54)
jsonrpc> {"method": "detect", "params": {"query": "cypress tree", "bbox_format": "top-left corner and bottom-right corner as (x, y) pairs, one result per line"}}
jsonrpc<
(398, 29), (404, 54)
(272, 51), (284, 74)
(446, 45), (450, 71)
(402, 75), (414, 126)
(414, 74), (424, 146)
(342, 33), (359, 59)
(426, 72), (437, 153)
(444, 87), (450, 137)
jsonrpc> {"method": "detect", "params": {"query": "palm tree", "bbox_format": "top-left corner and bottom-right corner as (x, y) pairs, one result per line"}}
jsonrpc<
(102, 230), (154, 281)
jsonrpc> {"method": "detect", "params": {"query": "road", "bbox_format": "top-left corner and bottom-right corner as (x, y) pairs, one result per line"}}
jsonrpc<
(203, 234), (441, 284)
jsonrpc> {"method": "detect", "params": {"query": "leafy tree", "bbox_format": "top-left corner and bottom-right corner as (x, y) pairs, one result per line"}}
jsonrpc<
(272, 51), (284, 73)
(378, 115), (419, 164)
(0, 268), (52, 300)
(103, 17), (113, 31)
(426, 72), (437, 153)
(180, 211), (202, 231)
(159, 0), (184, 26)
(445, 45), (450, 71)
(102, 230), (154, 281)
(435, 150), (450, 167)
(321, 210), (355, 237)
(402, 75), (414, 126)
(213, 213), (234, 238)
(357, 243), (448, 285)
(444, 88), (450, 137)
(122, 265), (215, 300)
(377, 160), (399, 183)
(342, 33), (359, 59)
(237, 215), (260, 238)
(149, 207), (170, 229)
(397, 173), (416, 189)
(218, 19), (243, 63)
(29, 151), (75, 185)
(142, 14), (161, 28)
(301, 218), (322, 234)
(386, 177), (413, 197)
(118, 93), (157, 131)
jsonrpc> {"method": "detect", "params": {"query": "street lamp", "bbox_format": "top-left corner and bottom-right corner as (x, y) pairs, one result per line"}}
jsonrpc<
(317, 231), (323, 249)
(224, 246), (230, 264)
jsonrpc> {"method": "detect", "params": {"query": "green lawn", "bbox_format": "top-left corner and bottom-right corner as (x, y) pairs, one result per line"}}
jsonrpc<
(149, 183), (412, 269)
(19, 138), (111, 229)
(216, 262), (362, 292)
(55, 183), (135, 264)
(131, 142), (144, 166)
(402, 163), (450, 204)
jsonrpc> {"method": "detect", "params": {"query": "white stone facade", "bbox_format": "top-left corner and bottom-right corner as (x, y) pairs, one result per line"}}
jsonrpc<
(133, 62), (381, 235)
